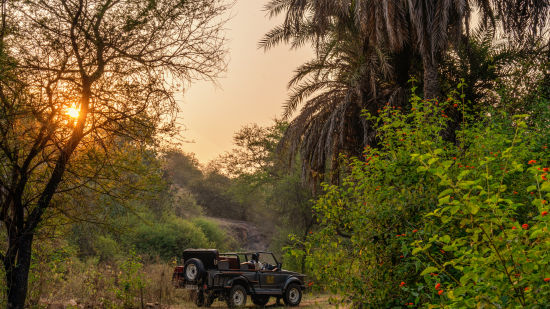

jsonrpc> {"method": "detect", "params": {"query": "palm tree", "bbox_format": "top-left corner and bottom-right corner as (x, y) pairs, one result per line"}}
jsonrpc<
(265, 0), (549, 98)
(262, 0), (549, 182)
(262, 2), (408, 184)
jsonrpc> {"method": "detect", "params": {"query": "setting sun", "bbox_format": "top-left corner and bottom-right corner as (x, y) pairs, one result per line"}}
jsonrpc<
(66, 107), (80, 118)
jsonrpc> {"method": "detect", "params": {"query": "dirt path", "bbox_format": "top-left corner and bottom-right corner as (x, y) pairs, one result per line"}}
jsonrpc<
(206, 217), (270, 251)
(171, 293), (346, 308)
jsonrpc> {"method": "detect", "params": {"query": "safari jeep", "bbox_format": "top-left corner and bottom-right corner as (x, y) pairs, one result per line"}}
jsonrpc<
(172, 249), (306, 307)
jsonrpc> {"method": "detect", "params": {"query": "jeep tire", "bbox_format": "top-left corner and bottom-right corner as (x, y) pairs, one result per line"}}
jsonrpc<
(252, 295), (270, 306)
(226, 284), (247, 308)
(183, 258), (205, 283)
(283, 283), (302, 306)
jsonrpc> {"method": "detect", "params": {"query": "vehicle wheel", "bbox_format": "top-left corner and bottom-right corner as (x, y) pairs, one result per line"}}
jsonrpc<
(184, 258), (205, 282)
(283, 284), (302, 306)
(252, 295), (270, 306)
(226, 284), (247, 308)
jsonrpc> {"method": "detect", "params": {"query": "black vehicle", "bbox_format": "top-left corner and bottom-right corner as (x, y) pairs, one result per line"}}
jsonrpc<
(172, 249), (306, 307)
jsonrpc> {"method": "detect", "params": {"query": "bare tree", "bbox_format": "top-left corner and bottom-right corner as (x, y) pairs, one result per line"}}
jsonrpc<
(0, 0), (229, 307)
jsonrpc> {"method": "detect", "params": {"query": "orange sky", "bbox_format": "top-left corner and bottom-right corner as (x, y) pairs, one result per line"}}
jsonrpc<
(178, 0), (312, 164)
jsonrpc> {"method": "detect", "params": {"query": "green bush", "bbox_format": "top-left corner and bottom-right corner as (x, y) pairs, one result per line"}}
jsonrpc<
(131, 218), (211, 261)
(299, 83), (550, 307)
(192, 217), (235, 250)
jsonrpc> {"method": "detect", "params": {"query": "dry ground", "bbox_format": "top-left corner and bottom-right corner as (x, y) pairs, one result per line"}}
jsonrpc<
(171, 293), (347, 308)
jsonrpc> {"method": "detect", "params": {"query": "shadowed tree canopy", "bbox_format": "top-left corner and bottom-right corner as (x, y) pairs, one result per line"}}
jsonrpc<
(0, 0), (229, 307)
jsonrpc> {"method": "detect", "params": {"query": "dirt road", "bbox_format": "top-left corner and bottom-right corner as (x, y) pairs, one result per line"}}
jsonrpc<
(206, 217), (270, 251)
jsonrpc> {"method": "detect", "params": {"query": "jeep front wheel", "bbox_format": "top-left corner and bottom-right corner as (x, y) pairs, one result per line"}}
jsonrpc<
(227, 284), (247, 308)
(283, 283), (302, 306)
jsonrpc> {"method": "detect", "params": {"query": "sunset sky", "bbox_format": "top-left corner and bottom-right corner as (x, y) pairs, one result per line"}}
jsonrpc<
(179, 0), (312, 164)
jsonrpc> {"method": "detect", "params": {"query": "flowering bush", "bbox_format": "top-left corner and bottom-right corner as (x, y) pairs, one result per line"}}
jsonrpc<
(299, 83), (550, 307)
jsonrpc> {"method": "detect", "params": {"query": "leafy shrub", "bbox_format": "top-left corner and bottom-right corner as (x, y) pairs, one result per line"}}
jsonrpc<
(131, 218), (211, 261)
(192, 217), (235, 250)
(300, 83), (550, 307)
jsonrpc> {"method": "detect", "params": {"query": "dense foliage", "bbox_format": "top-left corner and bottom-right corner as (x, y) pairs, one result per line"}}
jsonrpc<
(299, 83), (549, 307)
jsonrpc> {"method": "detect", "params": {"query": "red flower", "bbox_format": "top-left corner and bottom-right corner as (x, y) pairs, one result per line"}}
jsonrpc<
(308, 281), (314, 287)
(542, 211), (548, 216)
(524, 287), (530, 291)
(544, 278), (550, 282)
(513, 191), (518, 194)
(435, 283), (441, 290)
(542, 174), (548, 181)
(408, 303), (414, 306)
(440, 249), (445, 254)
(430, 273), (439, 276)
(512, 226), (517, 230)
(412, 229), (418, 233)
(522, 224), (529, 229)
(544, 167), (549, 172)
(438, 290), (444, 295)
(453, 103), (458, 108)
(452, 157), (457, 160)
(400, 255), (404, 258)
(400, 281), (406, 287)
(528, 160), (537, 165)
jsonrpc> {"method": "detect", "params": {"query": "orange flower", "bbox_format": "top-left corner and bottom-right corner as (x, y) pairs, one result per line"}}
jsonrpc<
(435, 283), (441, 290)
(543, 167), (549, 172)
(512, 226), (517, 230)
(522, 224), (529, 229)
(453, 103), (458, 107)
(542, 174), (548, 181)
(400, 281), (406, 287)
(452, 157), (457, 160)
(438, 290), (443, 295)
(412, 229), (418, 233)
(513, 191), (518, 194)
(528, 160), (537, 165)
(542, 211), (548, 216)
(544, 278), (550, 282)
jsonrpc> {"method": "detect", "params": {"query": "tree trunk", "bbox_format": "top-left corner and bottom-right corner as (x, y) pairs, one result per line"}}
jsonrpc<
(5, 234), (33, 309)
(423, 58), (440, 100)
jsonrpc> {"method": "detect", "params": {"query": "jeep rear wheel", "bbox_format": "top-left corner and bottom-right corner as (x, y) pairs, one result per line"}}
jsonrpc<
(283, 283), (302, 306)
(227, 284), (247, 308)
(252, 295), (270, 306)
(184, 258), (205, 282)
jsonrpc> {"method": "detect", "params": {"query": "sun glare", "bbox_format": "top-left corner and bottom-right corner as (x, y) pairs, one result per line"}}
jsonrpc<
(66, 107), (80, 119)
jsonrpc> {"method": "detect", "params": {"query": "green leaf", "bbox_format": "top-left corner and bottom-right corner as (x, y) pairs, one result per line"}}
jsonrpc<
(526, 185), (537, 193)
(438, 189), (454, 198)
(420, 266), (439, 276)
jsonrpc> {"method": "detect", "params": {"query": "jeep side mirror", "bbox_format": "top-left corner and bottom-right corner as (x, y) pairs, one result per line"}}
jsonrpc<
(277, 262), (282, 270)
